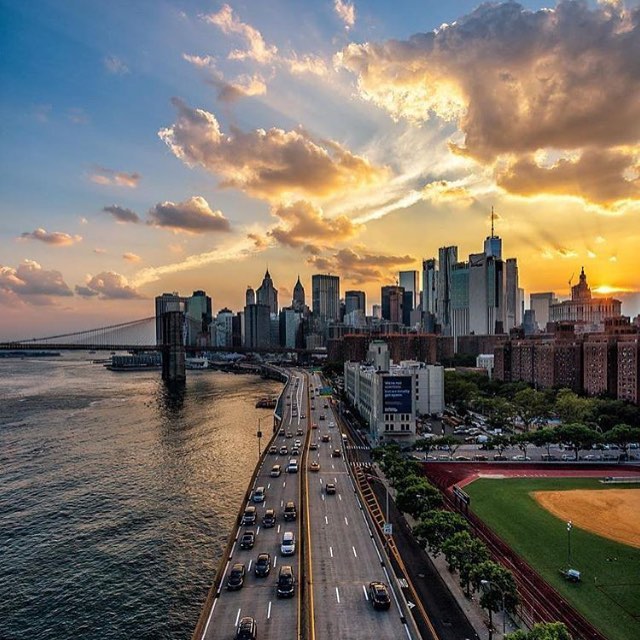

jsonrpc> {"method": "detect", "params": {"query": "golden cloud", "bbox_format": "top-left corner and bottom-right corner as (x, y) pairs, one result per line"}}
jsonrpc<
(19, 228), (82, 246)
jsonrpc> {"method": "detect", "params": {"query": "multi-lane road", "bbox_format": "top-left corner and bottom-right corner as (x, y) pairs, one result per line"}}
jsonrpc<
(199, 369), (415, 640)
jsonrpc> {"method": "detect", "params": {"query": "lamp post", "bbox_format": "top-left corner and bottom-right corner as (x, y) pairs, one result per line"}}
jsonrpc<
(567, 520), (573, 566)
(257, 418), (262, 457)
(480, 579), (506, 638)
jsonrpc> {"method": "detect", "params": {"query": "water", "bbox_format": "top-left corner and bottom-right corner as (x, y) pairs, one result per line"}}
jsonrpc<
(0, 354), (283, 640)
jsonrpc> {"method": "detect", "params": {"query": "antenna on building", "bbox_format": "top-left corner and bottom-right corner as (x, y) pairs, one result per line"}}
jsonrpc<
(491, 206), (495, 237)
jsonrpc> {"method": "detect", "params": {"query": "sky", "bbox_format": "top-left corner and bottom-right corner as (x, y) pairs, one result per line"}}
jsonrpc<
(1, 0), (640, 340)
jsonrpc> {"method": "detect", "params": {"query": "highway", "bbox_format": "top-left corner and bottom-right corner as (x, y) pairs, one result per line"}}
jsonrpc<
(201, 370), (308, 640)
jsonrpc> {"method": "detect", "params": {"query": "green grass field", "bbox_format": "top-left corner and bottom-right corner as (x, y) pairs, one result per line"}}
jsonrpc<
(465, 478), (640, 640)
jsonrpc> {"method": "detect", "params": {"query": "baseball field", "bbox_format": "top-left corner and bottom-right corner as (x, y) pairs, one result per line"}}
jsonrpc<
(465, 477), (640, 640)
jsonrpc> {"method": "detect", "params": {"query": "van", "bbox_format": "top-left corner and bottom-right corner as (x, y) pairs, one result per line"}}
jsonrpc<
(287, 458), (299, 473)
(277, 565), (295, 598)
(252, 486), (265, 503)
(281, 531), (296, 556)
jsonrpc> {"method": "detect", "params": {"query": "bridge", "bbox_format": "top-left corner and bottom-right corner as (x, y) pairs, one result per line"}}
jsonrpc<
(0, 313), (325, 383)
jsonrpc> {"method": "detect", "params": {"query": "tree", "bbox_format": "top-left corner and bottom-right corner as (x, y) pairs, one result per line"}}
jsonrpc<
(413, 509), (469, 556)
(470, 560), (519, 633)
(530, 427), (559, 457)
(555, 389), (591, 425)
(506, 622), (572, 640)
(433, 435), (462, 458)
(442, 531), (490, 594)
(513, 388), (550, 431)
(489, 434), (512, 457)
(605, 424), (640, 460)
(395, 476), (441, 518)
(513, 432), (533, 459)
(486, 396), (516, 432)
(414, 437), (437, 459)
(556, 423), (600, 460)
(444, 372), (479, 412)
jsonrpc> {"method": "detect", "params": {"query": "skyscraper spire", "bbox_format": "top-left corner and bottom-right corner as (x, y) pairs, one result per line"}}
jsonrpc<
(491, 206), (495, 238)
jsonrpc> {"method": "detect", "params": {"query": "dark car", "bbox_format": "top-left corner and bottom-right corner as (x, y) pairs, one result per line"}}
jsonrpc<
(254, 552), (271, 577)
(277, 565), (295, 598)
(368, 581), (391, 610)
(283, 501), (297, 521)
(331, 448), (341, 457)
(240, 530), (255, 550)
(325, 482), (336, 495)
(262, 508), (276, 528)
(235, 616), (257, 640)
(226, 563), (246, 590)
(321, 434), (330, 443)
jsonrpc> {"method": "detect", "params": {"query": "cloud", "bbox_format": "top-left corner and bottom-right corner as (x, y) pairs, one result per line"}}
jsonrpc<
(75, 272), (144, 299)
(334, 0), (356, 30)
(307, 247), (415, 283)
(159, 98), (387, 201)
(67, 107), (89, 124)
(147, 196), (231, 233)
(201, 4), (277, 64)
(268, 200), (360, 248)
(19, 228), (82, 246)
(103, 55), (129, 75)
(337, 1), (640, 205)
(93, 248), (107, 254)
(91, 167), (141, 188)
(421, 180), (476, 206)
(285, 53), (328, 76)
(123, 253), (142, 263)
(182, 53), (267, 102)
(0, 260), (73, 299)
(102, 205), (141, 224)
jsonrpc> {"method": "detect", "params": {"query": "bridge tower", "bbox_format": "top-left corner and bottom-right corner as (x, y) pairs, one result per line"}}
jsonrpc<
(161, 311), (186, 383)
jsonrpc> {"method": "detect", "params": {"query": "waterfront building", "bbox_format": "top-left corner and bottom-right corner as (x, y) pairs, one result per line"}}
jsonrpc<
(312, 274), (340, 323)
(381, 285), (404, 324)
(256, 269), (278, 315)
(437, 246), (458, 335)
(185, 290), (212, 347)
(399, 270), (419, 326)
(213, 307), (234, 347)
(549, 268), (621, 332)
(344, 342), (444, 444)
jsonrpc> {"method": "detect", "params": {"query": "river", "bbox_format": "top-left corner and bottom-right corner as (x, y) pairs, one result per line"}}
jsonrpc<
(0, 353), (283, 640)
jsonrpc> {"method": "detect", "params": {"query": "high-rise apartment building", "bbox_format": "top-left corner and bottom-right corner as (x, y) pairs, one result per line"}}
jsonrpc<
(437, 246), (458, 335)
(399, 270), (419, 326)
(381, 285), (404, 324)
(312, 274), (340, 322)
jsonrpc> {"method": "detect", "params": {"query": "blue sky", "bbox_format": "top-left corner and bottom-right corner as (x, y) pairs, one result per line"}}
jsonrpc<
(1, 1), (639, 338)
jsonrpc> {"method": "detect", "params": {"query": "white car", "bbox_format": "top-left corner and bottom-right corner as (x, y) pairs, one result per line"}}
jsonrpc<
(281, 531), (296, 555)
(511, 455), (531, 461)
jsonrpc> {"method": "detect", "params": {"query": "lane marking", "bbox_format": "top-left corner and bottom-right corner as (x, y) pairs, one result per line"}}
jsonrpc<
(248, 560), (252, 572)
(352, 546), (358, 558)
(234, 608), (241, 626)
(267, 483), (271, 489)
(283, 481), (286, 488)
(338, 494), (342, 501)
(344, 516), (349, 526)
(267, 601), (272, 620)
(335, 587), (340, 603)
(256, 526), (260, 536)
(321, 494), (325, 501)
(362, 584), (369, 600)
(280, 499), (284, 507)
(277, 524), (281, 533)
(329, 546), (333, 558)
(273, 556), (277, 567)
(325, 516), (328, 525)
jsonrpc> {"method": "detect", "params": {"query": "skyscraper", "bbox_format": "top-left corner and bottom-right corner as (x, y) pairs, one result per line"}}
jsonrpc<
(530, 292), (557, 331)
(312, 274), (340, 322)
(256, 269), (278, 314)
(185, 290), (212, 346)
(244, 304), (271, 348)
(450, 262), (470, 342)
(468, 252), (505, 335)
(399, 270), (419, 326)
(292, 276), (305, 311)
(155, 292), (185, 345)
(505, 258), (519, 332)
(245, 286), (255, 307)
(421, 258), (438, 332)
(344, 290), (366, 316)
(483, 207), (502, 259)
(381, 285), (404, 323)
(437, 246), (458, 336)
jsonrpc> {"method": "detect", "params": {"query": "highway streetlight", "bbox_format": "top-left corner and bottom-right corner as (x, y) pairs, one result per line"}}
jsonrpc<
(257, 417), (262, 457)
(480, 579), (506, 638)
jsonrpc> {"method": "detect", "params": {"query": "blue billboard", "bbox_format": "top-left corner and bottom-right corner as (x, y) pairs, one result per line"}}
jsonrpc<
(382, 376), (412, 414)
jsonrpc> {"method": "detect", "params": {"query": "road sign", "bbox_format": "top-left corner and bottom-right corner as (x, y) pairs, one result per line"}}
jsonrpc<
(383, 523), (393, 535)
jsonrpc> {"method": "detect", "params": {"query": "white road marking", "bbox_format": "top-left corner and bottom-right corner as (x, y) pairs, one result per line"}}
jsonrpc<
(267, 601), (272, 619)
(335, 587), (340, 603)
(352, 546), (358, 558)
(230, 542), (237, 556)
(319, 478), (323, 484)
(321, 494), (325, 501)
(363, 585), (369, 600)
(248, 560), (253, 572)
(338, 494), (342, 501)
(329, 546), (333, 558)
(277, 524), (281, 533)
(267, 483), (271, 489)
(256, 526), (260, 535)
(283, 481), (286, 488)
(202, 597), (217, 637)
(273, 556), (277, 567)
(325, 516), (328, 525)
(234, 608), (241, 626)
(344, 516), (349, 526)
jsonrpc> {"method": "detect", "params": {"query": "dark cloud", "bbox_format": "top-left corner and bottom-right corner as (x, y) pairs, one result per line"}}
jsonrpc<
(158, 98), (387, 201)
(102, 205), (141, 224)
(0, 260), (73, 298)
(19, 228), (82, 246)
(75, 272), (144, 300)
(147, 196), (231, 233)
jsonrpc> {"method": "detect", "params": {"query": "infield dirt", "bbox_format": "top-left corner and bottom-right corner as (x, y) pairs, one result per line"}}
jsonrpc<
(533, 488), (640, 548)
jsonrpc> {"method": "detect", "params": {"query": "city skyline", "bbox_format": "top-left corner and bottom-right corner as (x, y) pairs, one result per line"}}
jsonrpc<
(2, 0), (640, 340)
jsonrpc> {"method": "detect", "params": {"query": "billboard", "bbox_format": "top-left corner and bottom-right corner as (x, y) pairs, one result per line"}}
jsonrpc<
(382, 376), (412, 414)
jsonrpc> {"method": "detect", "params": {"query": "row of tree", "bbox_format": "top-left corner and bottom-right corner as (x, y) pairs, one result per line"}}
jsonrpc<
(374, 445), (521, 633)
(445, 372), (640, 431)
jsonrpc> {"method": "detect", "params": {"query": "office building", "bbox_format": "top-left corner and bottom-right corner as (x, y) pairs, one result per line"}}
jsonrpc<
(244, 304), (271, 349)
(399, 270), (419, 326)
(372, 304), (382, 319)
(279, 308), (302, 349)
(345, 290), (366, 316)
(185, 290), (212, 347)
(312, 274), (340, 322)
(381, 285), (404, 324)
(530, 292), (556, 331)
(468, 252), (505, 336)
(155, 292), (185, 345)
(421, 259), (437, 331)
(483, 208), (502, 259)
(505, 258), (519, 332)
(292, 276), (305, 311)
(245, 286), (255, 307)
(213, 307), (234, 347)
(256, 269), (278, 314)
(450, 262), (470, 343)
(437, 246), (458, 335)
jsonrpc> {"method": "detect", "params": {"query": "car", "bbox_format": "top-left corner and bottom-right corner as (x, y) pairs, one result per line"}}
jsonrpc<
(311, 422), (318, 429)
(285, 431), (293, 439)
(328, 421), (335, 429)
(455, 455), (471, 461)
(277, 565), (295, 598)
(235, 616), (257, 640)
(582, 454), (602, 461)
(331, 449), (341, 458)
(252, 486), (265, 503)
(311, 405), (316, 411)
(279, 445), (288, 455)
(511, 455), (531, 461)
(270, 464), (282, 477)
(321, 434), (330, 443)
(473, 454), (488, 461)
(309, 461), (320, 472)
(226, 563), (246, 590)
(296, 428), (303, 436)
(254, 552), (271, 577)
(294, 439), (302, 447)
(287, 458), (299, 473)
(493, 454), (507, 461)
(319, 415), (325, 421)
(561, 453), (574, 461)
(324, 404), (329, 409)
(309, 442), (318, 450)
(291, 447), (300, 456)
(268, 445), (278, 455)
(325, 482), (336, 495)
(541, 454), (558, 461)
(280, 531), (296, 556)
(300, 414), (306, 419)
(283, 501), (297, 521)
(240, 530), (255, 549)
(262, 508), (276, 528)
(241, 506), (257, 526)
(368, 581), (391, 610)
